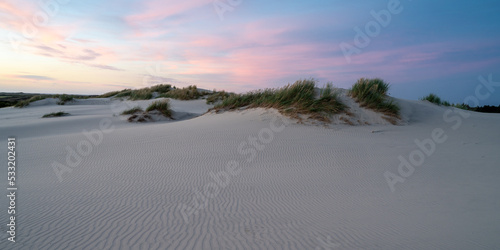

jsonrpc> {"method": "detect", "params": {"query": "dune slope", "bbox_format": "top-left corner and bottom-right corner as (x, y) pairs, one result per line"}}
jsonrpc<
(0, 97), (499, 249)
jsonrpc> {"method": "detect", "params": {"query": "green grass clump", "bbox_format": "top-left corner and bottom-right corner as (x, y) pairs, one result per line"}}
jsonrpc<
(130, 88), (153, 100)
(57, 94), (74, 105)
(421, 93), (442, 105)
(206, 90), (231, 104)
(213, 79), (345, 121)
(150, 84), (172, 94)
(121, 106), (144, 115)
(146, 99), (172, 118)
(160, 85), (202, 100)
(349, 78), (399, 116)
(115, 89), (132, 98)
(42, 111), (70, 118)
(166, 85), (200, 99)
(420, 93), (454, 107)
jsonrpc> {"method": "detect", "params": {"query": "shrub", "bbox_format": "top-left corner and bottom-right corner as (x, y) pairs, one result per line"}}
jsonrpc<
(121, 106), (143, 115)
(57, 94), (74, 105)
(146, 99), (172, 118)
(349, 78), (399, 116)
(421, 93), (442, 105)
(213, 79), (345, 121)
(42, 111), (70, 118)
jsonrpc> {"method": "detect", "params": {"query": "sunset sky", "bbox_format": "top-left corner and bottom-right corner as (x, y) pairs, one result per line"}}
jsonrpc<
(1, 0), (500, 105)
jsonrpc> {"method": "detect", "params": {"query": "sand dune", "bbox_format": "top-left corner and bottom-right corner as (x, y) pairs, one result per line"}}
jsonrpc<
(0, 95), (499, 249)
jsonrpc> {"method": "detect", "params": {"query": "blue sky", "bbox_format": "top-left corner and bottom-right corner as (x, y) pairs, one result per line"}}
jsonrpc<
(1, 0), (499, 105)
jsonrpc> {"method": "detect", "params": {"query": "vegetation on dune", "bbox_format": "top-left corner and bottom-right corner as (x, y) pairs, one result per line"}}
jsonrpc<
(212, 79), (345, 121)
(150, 84), (172, 94)
(14, 99), (31, 108)
(146, 99), (172, 118)
(98, 90), (122, 98)
(14, 95), (47, 108)
(349, 78), (400, 117)
(100, 84), (173, 100)
(42, 111), (70, 118)
(206, 90), (231, 104)
(130, 88), (153, 100)
(160, 85), (205, 100)
(121, 106), (144, 115)
(56, 94), (74, 105)
(421, 93), (500, 113)
(97, 84), (208, 101)
(421, 93), (443, 105)
(115, 89), (133, 98)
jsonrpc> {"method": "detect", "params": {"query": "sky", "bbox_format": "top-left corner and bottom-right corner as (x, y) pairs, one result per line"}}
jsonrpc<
(1, 0), (500, 105)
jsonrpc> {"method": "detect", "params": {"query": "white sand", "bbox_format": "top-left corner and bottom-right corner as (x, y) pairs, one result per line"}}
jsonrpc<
(0, 95), (499, 249)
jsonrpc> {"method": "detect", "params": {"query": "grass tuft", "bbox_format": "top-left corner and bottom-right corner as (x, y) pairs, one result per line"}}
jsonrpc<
(349, 78), (400, 116)
(121, 106), (144, 115)
(42, 111), (70, 118)
(146, 99), (172, 118)
(213, 79), (345, 121)
(421, 93), (442, 105)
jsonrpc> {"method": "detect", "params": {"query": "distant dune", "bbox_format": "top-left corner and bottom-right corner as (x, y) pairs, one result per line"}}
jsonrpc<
(0, 93), (499, 249)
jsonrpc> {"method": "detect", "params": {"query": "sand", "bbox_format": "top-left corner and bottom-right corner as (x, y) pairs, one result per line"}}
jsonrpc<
(0, 94), (499, 249)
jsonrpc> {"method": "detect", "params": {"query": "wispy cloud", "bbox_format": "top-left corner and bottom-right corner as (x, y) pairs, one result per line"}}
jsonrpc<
(86, 63), (123, 71)
(13, 75), (56, 81)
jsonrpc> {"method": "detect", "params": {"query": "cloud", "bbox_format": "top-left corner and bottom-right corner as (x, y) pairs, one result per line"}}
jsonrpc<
(86, 63), (123, 71)
(13, 75), (56, 81)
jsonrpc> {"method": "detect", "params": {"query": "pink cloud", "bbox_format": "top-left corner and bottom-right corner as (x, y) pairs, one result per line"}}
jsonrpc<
(125, 0), (211, 25)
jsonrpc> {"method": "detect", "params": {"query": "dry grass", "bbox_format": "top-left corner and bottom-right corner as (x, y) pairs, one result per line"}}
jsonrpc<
(14, 95), (47, 108)
(121, 106), (144, 115)
(160, 85), (203, 100)
(146, 99), (172, 118)
(56, 94), (74, 105)
(42, 111), (70, 118)
(212, 79), (345, 121)
(349, 78), (400, 117)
